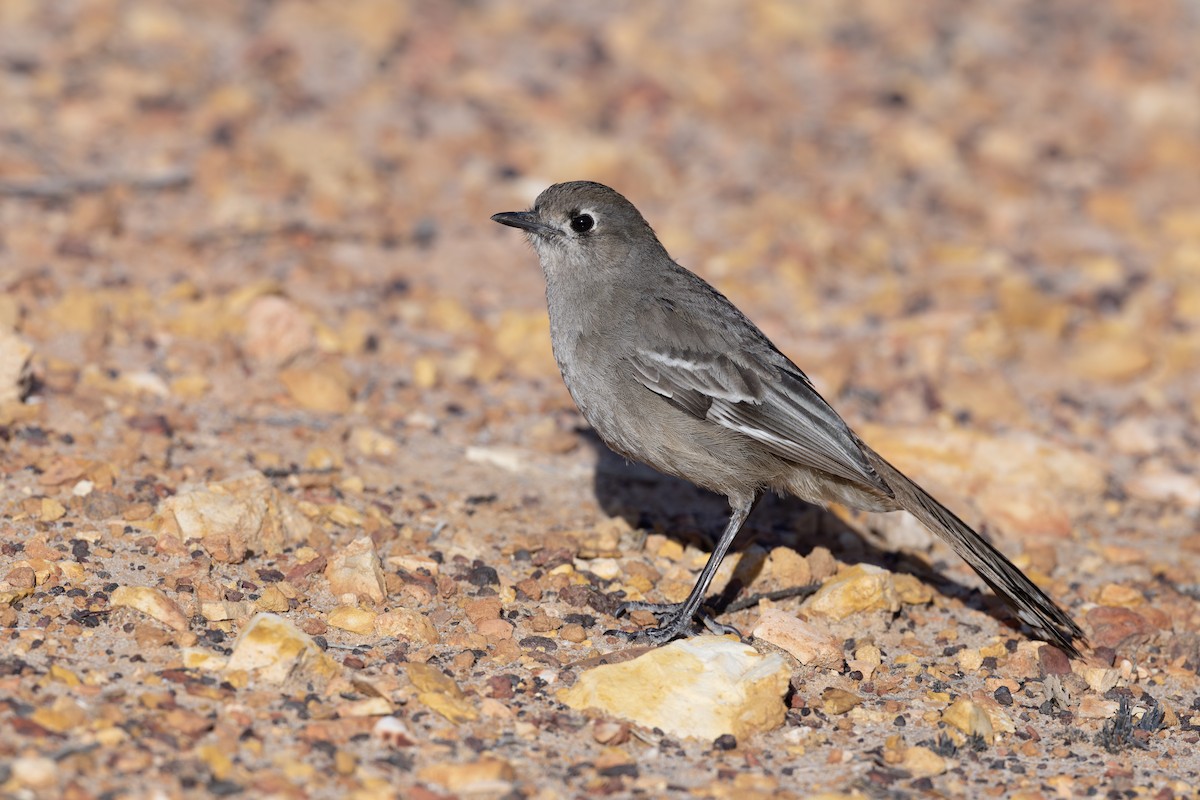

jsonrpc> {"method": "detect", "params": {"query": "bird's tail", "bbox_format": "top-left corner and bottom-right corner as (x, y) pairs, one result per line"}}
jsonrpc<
(863, 446), (1086, 658)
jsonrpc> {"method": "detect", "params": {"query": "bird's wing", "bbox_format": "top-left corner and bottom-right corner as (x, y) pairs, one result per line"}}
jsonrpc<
(625, 314), (887, 490)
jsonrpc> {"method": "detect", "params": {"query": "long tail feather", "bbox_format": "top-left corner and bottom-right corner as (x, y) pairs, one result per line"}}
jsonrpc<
(864, 447), (1086, 658)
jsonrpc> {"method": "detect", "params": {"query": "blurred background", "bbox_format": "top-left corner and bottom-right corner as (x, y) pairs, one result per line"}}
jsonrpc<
(2, 0), (1197, 515)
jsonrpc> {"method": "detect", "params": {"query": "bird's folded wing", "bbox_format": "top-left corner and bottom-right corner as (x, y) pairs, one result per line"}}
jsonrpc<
(627, 346), (886, 489)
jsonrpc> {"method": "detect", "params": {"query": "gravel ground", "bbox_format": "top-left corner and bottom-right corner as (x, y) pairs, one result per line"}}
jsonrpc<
(2, 1), (1199, 797)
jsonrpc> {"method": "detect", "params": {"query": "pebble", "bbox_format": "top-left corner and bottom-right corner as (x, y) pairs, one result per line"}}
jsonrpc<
(820, 688), (863, 715)
(373, 608), (441, 645)
(327, 605), (377, 634)
(324, 536), (387, 603)
(224, 613), (340, 686)
(803, 564), (900, 620)
(153, 471), (315, 563)
(752, 607), (844, 669)
(942, 698), (994, 745)
(902, 745), (949, 778)
(1086, 606), (1156, 650)
(110, 586), (190, 632)
(278, 360), (355, 413)
(761, 547), (812, 587)
(559, 637), (791, 741)
(407, 662), (479, 724)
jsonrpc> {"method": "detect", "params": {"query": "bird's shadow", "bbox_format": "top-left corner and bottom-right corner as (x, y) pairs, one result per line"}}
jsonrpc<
(582, 430), (1013, 629)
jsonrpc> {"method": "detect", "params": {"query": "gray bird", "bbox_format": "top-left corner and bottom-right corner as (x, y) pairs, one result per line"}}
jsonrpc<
(492, 180), (1085, 657)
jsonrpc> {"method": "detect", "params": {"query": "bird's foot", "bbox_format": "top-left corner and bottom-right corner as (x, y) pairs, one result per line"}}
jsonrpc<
(605, 600), (742, 644)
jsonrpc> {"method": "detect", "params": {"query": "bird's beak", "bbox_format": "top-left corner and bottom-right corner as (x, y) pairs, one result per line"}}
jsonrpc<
(491, 211), (558, 237)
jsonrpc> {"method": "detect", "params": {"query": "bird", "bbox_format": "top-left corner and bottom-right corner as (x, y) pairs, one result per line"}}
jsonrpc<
(492, 180), (1085, 657)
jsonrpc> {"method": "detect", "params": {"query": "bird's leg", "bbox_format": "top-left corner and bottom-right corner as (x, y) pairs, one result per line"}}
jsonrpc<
(609, 492), (761, 645)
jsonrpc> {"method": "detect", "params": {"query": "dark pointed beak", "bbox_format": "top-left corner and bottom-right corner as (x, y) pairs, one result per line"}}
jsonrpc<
(491, 211), (558, 237)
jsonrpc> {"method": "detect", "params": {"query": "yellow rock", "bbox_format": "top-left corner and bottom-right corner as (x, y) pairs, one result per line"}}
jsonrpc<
(942, 698), (994, 745)
(408, 662), (478, 724)
(328, 606), (377, 634)
(893, 573), (934, 605)
(195, 744), (233, 780)
(255, 585), (292, 613)
(1095, 583), (1145, 607)
(374, 608), (440, 645)
(325, 504), (365, 527)
(333, 749), (357, 776)
(279, 360), (354, 413)
(31, 696), (89, 733)
(39, 497), (66, 522)
(820, 688), (862, 715)
(762, 547), (812, 587)
(559, 637), (790, 741)
(153, 470), (315, 564)
(200, 600), (252, 622)
(1077, 665), (1122, 694)
(324, 536), (387, 603)
(803, 564), (900, 620)
(902, 745), (948, 777)
(225, 613), (339, 686)
(411, 356), (438, 389)
(48, 664), (81, 686)
(854, 644), (882, 667)
(957, 649), (984, 673)
(181, 648), (229, 671)
(111, 586), (190, 631)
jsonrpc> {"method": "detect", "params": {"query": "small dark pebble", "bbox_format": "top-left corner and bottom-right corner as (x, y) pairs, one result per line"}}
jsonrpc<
(597, 763), (638, 778)
(894, 715), (906, 727)
(467, 565), (499, 587)
(519, 636), (558, 653)
(994, 685), (1013, 706)
(713, 734), (737, 750)
(207, 779), (244, 796)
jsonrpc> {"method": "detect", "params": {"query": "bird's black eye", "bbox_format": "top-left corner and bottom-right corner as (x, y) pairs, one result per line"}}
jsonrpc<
(569, 213), (594, 233)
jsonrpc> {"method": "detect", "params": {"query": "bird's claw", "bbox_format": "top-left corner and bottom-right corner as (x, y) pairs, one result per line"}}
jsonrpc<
(609, 600), (743, 643)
